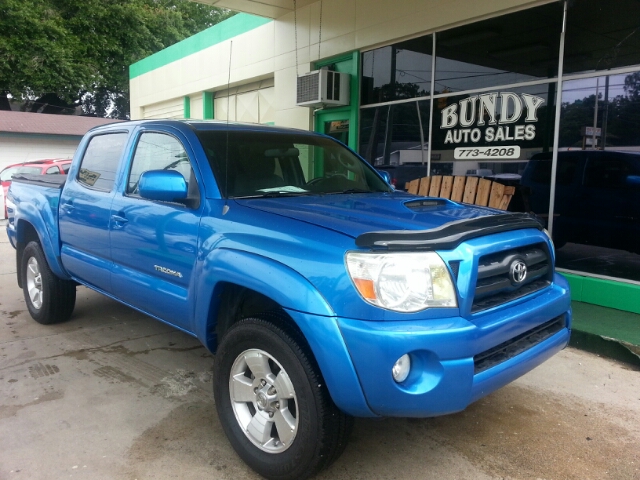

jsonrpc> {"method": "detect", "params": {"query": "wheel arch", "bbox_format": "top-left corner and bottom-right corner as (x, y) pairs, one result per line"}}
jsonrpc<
(14, 216), (70, 284)
(194, 248), (335, 352)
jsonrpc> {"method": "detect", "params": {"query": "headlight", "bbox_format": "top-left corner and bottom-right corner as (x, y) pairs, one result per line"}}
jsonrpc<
(345, 251), (457, 312)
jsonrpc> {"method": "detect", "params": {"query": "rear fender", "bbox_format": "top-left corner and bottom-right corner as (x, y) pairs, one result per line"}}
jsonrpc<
(15, 208), (70, 281)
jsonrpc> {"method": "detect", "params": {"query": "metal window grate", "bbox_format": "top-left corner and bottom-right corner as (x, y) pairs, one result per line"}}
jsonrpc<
(297, 73), (320, 104)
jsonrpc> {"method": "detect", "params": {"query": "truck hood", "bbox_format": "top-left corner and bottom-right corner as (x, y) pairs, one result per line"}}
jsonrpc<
(235, 193), (503, 239)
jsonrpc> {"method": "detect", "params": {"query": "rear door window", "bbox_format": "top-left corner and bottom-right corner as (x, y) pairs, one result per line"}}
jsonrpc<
(77, 133), (128, 191)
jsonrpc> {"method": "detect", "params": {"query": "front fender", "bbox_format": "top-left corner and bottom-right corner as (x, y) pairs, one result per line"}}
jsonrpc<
(193, 247), (336, 345)
(192, 248), (375, 416)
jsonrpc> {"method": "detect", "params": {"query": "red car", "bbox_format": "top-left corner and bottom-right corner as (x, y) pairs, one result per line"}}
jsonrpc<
(1, 158), (72, 218)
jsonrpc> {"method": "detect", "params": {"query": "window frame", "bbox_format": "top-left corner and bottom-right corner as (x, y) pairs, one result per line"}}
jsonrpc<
(125, 130), (201, 209)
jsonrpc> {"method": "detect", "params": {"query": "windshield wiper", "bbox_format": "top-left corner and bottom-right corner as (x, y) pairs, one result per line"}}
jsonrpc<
(326, 188), (373, 195)
(233, 191), (316, 199)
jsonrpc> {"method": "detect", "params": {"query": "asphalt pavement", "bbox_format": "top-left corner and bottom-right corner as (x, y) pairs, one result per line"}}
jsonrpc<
(1, 225), (639, 479)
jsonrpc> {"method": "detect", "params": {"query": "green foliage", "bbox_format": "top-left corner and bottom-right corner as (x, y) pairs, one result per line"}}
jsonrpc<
(0, 0), (234, 118)
(559, 74), (640, 148)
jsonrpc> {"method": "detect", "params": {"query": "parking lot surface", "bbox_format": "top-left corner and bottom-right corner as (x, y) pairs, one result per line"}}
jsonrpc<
(1, 229), (639, 480)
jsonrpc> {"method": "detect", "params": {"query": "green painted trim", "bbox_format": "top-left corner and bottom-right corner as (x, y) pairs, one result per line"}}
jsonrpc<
(129, 13), (272, 79)
(315, 52), (356, 68)
(349, 50), (360, 150)
(183, 96), (191, 119)
(313, 51), (360, 151)
(203, 92), (214, 119)
(562, 272), (640, 314)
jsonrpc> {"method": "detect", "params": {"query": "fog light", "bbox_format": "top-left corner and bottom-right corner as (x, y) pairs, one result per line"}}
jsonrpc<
(392, 354), (411, 383)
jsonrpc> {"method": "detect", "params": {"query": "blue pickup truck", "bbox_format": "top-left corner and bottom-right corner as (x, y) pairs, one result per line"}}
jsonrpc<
(6, 120), (571, 480)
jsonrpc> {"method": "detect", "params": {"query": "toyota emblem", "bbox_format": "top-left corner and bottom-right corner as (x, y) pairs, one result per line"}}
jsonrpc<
(510, 260), (527, 284)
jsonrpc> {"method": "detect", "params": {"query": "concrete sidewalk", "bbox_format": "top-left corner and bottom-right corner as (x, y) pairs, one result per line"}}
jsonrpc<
(1, 217), (638, 366)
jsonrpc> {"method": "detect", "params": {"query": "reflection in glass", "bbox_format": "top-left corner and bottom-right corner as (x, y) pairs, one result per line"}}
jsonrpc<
(543, 73), (640, 281)
(361, 36), (433, 105)
(434, 3), (562, 93)
(564, 0), (640, 75)
(77, 133), (128, 191)
(360, 101), (431, 166)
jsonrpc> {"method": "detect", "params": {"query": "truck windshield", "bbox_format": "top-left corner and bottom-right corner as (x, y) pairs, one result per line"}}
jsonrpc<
(195, 130), (392, 198)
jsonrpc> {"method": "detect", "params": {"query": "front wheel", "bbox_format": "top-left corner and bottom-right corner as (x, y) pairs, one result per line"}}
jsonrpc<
(213, 317), (352, 480)
(22, 241), (76, 324)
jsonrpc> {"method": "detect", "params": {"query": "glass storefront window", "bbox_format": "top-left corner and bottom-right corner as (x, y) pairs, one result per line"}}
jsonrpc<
(361, 36), (433, 105)
(564, 0), (640, 75)
(434, 3), (562, 93)
(548, 73), (640, 280)
(431, 84), (556, 177)
(360, 100), (431, 167)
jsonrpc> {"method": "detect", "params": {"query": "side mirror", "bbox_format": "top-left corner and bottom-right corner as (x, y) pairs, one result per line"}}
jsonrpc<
(625, 175), (640, 188)
(377, 169), (392, 185)
(139, 170), (188, 202)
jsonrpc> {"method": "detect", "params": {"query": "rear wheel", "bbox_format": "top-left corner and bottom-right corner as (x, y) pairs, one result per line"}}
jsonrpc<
(213, 317), (352, 480)
(22, 241), (76, 324)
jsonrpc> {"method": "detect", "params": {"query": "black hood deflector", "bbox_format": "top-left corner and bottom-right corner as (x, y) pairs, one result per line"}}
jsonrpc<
(355, 212), (543, 251)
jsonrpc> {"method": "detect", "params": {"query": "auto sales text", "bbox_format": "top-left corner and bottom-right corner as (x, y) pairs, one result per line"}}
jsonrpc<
(441, 92), (545, 145)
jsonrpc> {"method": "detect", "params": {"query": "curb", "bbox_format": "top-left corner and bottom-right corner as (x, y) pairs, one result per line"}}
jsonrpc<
(569, 329), (640, 368)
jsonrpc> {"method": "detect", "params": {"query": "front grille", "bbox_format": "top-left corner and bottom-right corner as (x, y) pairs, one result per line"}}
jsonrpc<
(471, 243), (552, 313)
(474, 315), (566, 374)
(448, 260), (461, 281)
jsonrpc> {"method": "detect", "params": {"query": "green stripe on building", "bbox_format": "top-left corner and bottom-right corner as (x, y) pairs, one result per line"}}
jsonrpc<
(130, 13), (272, 79)
(203, 92), (214, 119)
(183, 96), (191, 118)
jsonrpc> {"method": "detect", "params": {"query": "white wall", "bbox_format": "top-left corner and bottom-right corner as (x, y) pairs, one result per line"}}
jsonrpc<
(142, 98), (185, 119)
(0, 135), (79, 171)
(214, 78), (276, 123)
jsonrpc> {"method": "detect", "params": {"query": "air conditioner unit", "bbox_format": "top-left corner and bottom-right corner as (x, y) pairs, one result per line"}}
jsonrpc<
(296, 68), (350, 108)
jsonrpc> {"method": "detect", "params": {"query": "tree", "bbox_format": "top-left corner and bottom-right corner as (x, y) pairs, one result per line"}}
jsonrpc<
(0, 0), (234, 118)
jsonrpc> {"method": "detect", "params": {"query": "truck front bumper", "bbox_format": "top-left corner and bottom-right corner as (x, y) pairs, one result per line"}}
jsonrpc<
(336, 278), (571, 417)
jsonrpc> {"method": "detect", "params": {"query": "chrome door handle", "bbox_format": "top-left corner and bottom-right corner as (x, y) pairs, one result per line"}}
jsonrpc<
(111, 214), (128, 225)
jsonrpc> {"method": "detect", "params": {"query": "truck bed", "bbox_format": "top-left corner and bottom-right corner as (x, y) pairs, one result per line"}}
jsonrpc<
(11, 174), (67, 189)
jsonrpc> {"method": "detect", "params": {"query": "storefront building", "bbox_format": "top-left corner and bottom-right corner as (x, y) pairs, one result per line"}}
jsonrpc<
(130, 0), (640, 314)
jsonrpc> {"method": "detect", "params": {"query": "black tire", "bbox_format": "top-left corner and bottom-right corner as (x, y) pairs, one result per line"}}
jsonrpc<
(213, 316), (353, 480)
(22, 241), (76, 325)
